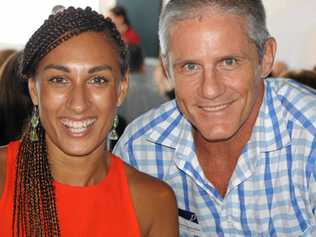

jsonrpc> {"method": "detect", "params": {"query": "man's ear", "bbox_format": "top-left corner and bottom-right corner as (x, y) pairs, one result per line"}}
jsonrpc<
(117, 73), (129, 107)
(28, 78), (39, 106)
(260, 37), (277, 78)
(161, 55), (171, 79)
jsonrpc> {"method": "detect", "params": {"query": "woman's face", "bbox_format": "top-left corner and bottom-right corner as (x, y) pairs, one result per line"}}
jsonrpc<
(28, 31), (127, 158)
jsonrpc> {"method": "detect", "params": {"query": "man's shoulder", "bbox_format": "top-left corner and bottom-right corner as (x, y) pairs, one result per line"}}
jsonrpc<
(121, 100), (179, 138)
(113, 100), (182, 157)
(267, 77), (316, 102)
(266, 77), (316, 132)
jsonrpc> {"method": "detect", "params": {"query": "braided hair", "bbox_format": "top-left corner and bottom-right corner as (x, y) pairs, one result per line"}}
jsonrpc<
(13, 7), (127, 237)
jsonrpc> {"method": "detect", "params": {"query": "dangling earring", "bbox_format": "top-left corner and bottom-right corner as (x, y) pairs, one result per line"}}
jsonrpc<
(30, 106), (39, 142)
(109, 115), (119, 140)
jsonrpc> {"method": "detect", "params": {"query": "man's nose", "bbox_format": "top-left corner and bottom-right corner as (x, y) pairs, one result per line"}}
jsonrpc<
(200, 67), (225, 99)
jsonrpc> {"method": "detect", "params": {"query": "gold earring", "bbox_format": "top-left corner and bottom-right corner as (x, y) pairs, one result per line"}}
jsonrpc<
(30, 106), (39, 142)
(109, 115), (119, 140)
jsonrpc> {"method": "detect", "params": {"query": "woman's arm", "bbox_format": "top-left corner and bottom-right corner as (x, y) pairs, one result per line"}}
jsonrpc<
(147, 182), (179, 237)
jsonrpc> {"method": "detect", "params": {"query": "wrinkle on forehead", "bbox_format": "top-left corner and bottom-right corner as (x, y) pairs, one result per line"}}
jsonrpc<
(169, 9), (252, 47)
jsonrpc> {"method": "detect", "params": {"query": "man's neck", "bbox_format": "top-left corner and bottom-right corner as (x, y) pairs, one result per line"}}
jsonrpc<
(194, 80), (264, 197)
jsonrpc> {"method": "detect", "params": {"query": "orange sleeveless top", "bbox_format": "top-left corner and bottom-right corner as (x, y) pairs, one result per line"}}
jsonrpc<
(0, 141), (141, 237)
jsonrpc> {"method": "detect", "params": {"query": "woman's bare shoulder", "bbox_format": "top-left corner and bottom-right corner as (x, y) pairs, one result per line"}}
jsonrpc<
(0, 146), (8, 199)
(125, 163), (175, 200)
(124, 163), (179, 237)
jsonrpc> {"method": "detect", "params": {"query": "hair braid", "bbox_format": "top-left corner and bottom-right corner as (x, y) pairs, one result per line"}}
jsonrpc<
(13, 122), (59, 236)
(13, 6), (126, 236)
(22, 7), (128, 79)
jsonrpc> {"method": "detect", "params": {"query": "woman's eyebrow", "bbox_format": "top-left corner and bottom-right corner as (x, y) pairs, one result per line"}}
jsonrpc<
(43, 64), (70, 73)
(88, 65), (113, 74)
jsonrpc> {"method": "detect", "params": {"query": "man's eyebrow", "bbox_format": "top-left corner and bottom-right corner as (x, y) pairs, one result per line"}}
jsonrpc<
(43, 64), (70, 73)
(88, 65), (113, 74)
(173, 59), (196, 66)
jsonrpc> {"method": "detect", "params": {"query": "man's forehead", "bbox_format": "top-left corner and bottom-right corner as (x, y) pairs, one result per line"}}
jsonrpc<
(165, 14), (257, 64)
(169, 10), (246, 31)
(168, 12), (248, 44)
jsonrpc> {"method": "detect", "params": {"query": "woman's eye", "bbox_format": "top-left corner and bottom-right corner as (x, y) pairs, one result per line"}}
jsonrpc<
(48, 76), (68, 84)
(88, 76), (109, 84)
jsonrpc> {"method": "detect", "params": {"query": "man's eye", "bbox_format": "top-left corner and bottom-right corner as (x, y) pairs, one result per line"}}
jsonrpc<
(88, 76), (109, 84)
(48, 76), (68, 84)
(183, 63), (198, 72)
(223, 58), (237, 66)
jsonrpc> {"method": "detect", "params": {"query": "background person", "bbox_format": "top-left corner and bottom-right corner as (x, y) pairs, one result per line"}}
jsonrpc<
(51, 4), (65, 14)
(118, 44), (168, 124)
(0, 49), (16, 67)
(108, 5), (141, 45)
(0, 7), (178, 237)
(110, 44), (170, 151)
(114, 0), (316, 236)
(281, 69), (316, 90)
(153, 56), (175, 100)
(0, 51), (33, 146)
(271, 60), (288, 77)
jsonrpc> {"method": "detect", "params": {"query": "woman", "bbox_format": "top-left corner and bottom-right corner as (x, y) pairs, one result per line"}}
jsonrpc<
(0, 7), (178, 237)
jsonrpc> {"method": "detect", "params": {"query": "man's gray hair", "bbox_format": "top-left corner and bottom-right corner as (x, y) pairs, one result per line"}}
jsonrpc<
(159, 0), (270, 61)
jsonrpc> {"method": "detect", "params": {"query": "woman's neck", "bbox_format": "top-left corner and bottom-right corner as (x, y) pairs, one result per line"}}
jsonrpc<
(47, 145), (109, 187)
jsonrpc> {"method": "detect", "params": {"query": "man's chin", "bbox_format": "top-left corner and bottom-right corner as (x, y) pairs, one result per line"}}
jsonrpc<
(193, 126), (237, 144)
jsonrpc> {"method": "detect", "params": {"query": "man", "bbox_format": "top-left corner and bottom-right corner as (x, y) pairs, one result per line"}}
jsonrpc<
(114, 0), (316, 236)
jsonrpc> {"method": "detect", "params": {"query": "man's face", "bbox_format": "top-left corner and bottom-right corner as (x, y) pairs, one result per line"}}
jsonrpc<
(166, 13), (273, 142)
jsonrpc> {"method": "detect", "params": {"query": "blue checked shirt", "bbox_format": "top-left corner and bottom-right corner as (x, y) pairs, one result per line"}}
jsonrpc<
(113, 78), (316, 237)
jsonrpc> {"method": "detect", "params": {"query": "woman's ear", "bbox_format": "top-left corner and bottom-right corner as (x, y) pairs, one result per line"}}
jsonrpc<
(117, 73), (129, 107)
(28, 78), (39, 106)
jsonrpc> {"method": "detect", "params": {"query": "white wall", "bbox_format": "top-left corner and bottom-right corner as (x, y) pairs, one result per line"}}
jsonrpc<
(0, 0), (112, 49)
(1, 0), (315, 70)
(264, 0), (316, 70)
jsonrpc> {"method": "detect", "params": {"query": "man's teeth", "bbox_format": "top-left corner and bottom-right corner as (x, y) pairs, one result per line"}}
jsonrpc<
(201, 103), (229, 111)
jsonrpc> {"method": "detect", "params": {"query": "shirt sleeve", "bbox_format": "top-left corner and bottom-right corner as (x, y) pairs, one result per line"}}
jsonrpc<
(308, 147), (316, 219)
(309, 169), (316, 207)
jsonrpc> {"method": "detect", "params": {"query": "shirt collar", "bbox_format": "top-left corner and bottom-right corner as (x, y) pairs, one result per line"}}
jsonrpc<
(248, 79), (291, 153)
(146, 101), (196, 159)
